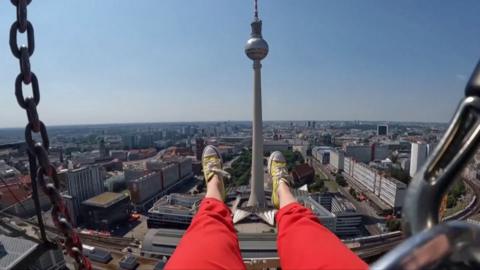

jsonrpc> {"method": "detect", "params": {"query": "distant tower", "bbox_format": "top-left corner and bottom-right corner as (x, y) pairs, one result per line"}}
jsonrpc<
(99, 138), (108, 159)
(195, 137), (205, 161)
(377, 124), (388, 136)
(59, 147), (64, 163)
(245, 0), (268, 207)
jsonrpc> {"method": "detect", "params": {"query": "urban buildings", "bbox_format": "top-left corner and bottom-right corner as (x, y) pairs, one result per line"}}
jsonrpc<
(0, 235), (37, 270)
(129, 172), (163, 211)
(82, 192), (130, 230)
(0, 234), (65, 270)
(194, 138), (205, 161)
(312, 146), (331, 164)
(147, 194), (202, 228)
(329, 149), (345, 172)
(291, 163), (315, 185)
(129, 158), (193, 211)
(63, 166), (105, 226)
(318, 193), (364, 237)
(409, 142), (430, 177)
(345, 144), (372, 163)
(119, 254), (138, 270)
(377, 124), (388, 136)
(343, 143), (390, 163)
(82, 245), (112, 264)
(263, 140), (292, 153)
(327, 149), (406, 210)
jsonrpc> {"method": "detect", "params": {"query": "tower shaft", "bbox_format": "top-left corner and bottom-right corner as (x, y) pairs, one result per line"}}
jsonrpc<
(247, 60), (265, 206)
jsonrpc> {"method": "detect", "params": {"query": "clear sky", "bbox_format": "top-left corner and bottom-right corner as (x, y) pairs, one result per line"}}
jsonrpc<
(1, 0), (480, 128)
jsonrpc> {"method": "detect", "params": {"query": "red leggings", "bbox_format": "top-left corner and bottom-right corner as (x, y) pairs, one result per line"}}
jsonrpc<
(165, 198), (368, 270)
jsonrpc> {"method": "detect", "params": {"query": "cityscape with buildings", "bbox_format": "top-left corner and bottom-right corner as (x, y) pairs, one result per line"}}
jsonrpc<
(1, 0), (480, 269)
(1, 119), (479, 269)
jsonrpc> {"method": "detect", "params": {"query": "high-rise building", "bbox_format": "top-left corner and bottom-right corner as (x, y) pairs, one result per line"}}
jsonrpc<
(99, 138), (108, 159)
(65, 166), (105, 225)
(377, 124), (388, 136)
(245, 0), (268, 207)
(409, 142), (430, 177)
(195, 138), (205, 161)
(371, 143), (390, 161)
(345, 144), (371, 163)
(129, 172), (163, 207)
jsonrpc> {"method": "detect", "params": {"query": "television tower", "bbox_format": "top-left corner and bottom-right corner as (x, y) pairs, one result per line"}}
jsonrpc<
(245, 0), (268, 207)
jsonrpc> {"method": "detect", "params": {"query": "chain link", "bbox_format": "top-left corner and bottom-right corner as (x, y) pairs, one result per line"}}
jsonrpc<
(9, 1), (92, 269)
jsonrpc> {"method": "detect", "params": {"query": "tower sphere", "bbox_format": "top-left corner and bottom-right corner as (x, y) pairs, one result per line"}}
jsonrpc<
(245, 37), (269, 61)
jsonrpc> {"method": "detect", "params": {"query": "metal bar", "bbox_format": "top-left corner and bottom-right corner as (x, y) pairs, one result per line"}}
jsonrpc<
(371, 221), (480, 270)
(403, 96), (480, 235)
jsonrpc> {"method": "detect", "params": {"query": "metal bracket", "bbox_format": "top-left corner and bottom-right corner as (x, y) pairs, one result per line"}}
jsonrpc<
(404, 96), (480, 235)
(372, 221), (480, 269)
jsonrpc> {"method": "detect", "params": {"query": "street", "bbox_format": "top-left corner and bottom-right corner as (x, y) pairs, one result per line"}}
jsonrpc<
(310, 159), (384, 235)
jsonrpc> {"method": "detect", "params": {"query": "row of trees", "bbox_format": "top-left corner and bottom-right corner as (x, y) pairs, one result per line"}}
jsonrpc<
(225, 150), (252, 187)
(309, 174), (328, 193)
(226, 149), (305, 187)
(279, 150), (305, 171)
(335, 174), (347, 187)
(446, 180), (466, 208)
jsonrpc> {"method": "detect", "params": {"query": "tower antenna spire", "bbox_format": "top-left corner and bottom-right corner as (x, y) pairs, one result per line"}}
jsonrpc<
(254, 0), (259, 20)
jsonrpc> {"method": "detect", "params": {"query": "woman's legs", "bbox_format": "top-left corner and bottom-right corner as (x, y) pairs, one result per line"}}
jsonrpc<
(165, 146), (245, 270)
(269, 151), (368, 270)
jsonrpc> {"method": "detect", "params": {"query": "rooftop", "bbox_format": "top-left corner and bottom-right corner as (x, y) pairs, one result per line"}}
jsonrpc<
(148, 194), (202, 215)
(142, 228), (278, 260)
(0, 235), (37, 270)
(82, 192), (128, 208)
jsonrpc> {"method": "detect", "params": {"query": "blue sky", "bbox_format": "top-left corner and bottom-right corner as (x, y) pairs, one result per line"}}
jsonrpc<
(1, 0), (480, 127)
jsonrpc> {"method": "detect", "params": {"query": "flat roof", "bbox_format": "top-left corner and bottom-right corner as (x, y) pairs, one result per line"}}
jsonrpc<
(142, 229), (278, 259)
(0, 235), (38, 269)
(82, 192), (128, 208)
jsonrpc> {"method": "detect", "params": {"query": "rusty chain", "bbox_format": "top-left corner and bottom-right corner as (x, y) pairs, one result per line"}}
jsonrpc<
(9, 1), (92, 269)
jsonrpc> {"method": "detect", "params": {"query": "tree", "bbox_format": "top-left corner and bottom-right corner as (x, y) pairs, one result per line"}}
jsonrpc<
(281, 150), (305, 171)
(309, 177), (325, 192)
(386, 219), (401, 232)
(446, 194), (456, 208)
(336, 174), (347, 187)
(349, 187), (356, 197)
(446, 180), (467, 209)
(390, 168), (411, 184)
(228, 150), (252, 186)
(389, 151), (399, 164)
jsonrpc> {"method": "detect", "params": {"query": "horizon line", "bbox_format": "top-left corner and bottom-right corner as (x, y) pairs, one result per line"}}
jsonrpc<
(0, 119), (449, 130)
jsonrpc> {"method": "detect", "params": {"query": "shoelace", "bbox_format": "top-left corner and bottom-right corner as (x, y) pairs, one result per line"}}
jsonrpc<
(273, 166), (291, 186)
(206, 159), (231, 179)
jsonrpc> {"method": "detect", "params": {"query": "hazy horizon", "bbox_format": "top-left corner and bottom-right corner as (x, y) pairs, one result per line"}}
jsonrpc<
(0, 119), (449, 130)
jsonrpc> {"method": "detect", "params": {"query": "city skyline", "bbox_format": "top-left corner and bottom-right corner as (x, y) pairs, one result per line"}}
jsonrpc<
(1, 1), (480, 127)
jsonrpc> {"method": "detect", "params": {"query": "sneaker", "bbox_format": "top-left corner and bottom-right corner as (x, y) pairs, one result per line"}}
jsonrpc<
(268, 151), (291, 209)
(202, 145), (231, 200)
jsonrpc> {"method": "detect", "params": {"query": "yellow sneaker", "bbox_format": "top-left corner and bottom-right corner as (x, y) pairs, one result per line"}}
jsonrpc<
(202, 145), (230, 200)
(268, 151), (291, 209)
